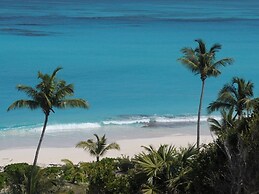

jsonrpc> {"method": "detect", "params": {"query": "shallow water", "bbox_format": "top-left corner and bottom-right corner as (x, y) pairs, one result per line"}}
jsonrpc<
(0, 123), (210, 150)
(1, 0), (259, 135)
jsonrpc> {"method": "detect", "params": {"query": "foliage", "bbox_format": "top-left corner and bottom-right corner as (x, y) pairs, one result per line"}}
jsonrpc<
(61, 159), (87, 184)
(134, 144), (198, 194)
(208, 77), (255, 119)
(76, 134), (120, 162)
(187, 143), (230, 194)
(179, 39), (233, 148)
(207, 78), (259, 193)
(219, 116), (259, 194)
(7, 67), (89, 168)
(81, 158), (133, 194)
(4, 163), (30, 193)
(0, 172), (5, 191)
(3, 163), (65, 194)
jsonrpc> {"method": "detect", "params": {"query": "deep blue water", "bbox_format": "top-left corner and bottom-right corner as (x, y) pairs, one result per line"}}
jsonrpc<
(1, 0), (259, 132)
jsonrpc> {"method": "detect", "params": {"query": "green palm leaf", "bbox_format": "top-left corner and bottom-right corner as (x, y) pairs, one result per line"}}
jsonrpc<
(7, 100), (39, 111)
(76, 134), (120, 162)
(179, 39), (233, 148)
(7, 67), (89, 171)
(58, 99), (89, 109)
(208, 77), (255, 118)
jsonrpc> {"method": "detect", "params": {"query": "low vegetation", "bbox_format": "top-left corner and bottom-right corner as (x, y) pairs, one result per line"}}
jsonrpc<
(1, 108), (259, 194)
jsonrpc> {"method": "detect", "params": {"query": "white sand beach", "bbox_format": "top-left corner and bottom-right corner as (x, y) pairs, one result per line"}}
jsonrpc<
(0, 133), (213, 166)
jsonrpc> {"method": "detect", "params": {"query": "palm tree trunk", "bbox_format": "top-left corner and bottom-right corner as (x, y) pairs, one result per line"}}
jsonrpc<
(33, 113), (49, 166)
(29, 113), (49, 194)
(197, 79), (205, 149)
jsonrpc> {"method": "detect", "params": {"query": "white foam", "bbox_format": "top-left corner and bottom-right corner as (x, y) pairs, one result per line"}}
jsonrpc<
(39, 123), (101, 133)
(102, 118), (150, 125)
(1, 115), (221, 134)
(102, 115), (220, 126)
(2, 122), (101, 134)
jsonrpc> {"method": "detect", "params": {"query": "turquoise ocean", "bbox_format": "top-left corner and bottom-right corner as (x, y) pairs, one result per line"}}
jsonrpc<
(1, 0), (259, 137)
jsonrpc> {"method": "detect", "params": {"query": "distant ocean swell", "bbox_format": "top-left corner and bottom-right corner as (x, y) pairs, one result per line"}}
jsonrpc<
(0, 115), (220, 134)
(1, 15), (258, 37)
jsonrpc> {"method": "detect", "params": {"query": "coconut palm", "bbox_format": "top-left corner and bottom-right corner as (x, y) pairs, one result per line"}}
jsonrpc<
(178, 39), (233, 148)
(208, 109), (235, 137)
(76, 134), (120, 162)
(207, 77), (254, 119)
(7, 67), (89, 167)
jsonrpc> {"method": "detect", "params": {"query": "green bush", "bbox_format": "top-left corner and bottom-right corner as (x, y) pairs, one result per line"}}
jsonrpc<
(81, 158), (134, 194)
(4, 163), (31, 193)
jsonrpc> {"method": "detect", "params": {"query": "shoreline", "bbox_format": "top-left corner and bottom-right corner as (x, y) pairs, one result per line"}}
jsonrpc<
(0, 134), (213, 166)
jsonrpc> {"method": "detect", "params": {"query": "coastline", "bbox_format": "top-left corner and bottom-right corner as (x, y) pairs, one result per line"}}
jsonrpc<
(0, 133), (213, 166)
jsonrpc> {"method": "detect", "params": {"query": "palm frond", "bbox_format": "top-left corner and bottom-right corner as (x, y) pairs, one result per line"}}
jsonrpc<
(212, 58), (233, 68)
(95, 134), (102, 143)
(76, 134), (119, 161)
(179, 39), (232, 89)
(208, 77), (256, 118)
(180, 47), (195, 57)
(101, 142), (120, 156)
(142, 145), (156, 153)
(208, 117), (222, 133)
(207, 101), (232, 114)
(135, 153), (163, 178)
(141, 184), (161, 194)
(195, 39), (206, 54)
(206, 67), (221, 77)
(178, 58), (199, 73)
(55, 83), (74, 99)
(76, 140), (93, 149)
(61, 159), (74, 166)
(16, 85), (38, 99)
(219, 84), (237, 98)
(58, 99), (89, 109)
(7, 100), (39, 111)
(178, 145), (197, 165)
(37, 71), (45, 80)
(50, 66), (62, 81)
(209, 43), (222, 54)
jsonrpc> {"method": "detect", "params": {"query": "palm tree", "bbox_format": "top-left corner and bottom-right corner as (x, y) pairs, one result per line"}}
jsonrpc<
(7, 67), (89, 167)
(61, 159), (86, 184)
(178, 39), (233, 148)
(76, 134), (120, 162)
(207, 109), (235, 137)
(207, 77), (254, 119)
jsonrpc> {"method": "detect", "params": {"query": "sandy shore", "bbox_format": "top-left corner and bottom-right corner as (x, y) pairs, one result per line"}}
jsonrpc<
(0, 134), (212, 166)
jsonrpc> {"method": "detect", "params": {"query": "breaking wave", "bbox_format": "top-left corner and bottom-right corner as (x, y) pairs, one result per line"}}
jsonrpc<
(0, 114), (220, 134)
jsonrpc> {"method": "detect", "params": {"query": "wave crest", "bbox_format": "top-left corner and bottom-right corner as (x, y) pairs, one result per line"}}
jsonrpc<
(0, 115), (220, 133)
(1, 122), (101, 134)
(102, 115), (221, 127)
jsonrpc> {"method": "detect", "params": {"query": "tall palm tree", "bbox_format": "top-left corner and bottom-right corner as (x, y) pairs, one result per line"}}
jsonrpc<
(178, 39), (233, 148)
(7, 67), (89, 167)
(207, 77), (254, 119)
(76, 134), (120, 162)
